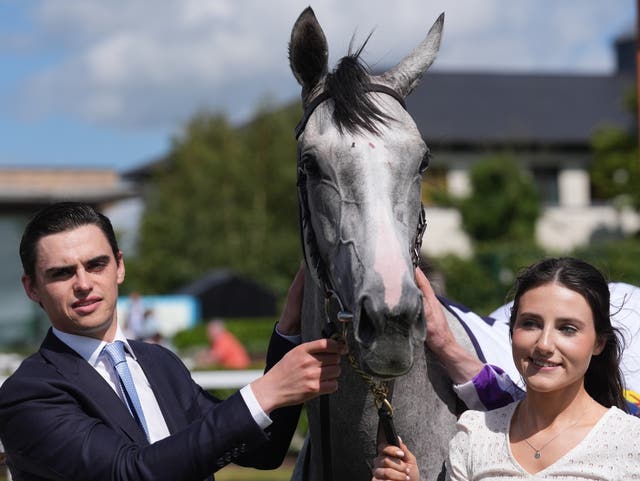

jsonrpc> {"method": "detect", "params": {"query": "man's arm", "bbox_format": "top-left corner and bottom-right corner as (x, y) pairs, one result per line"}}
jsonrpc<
(416, 267), (484, 384)
(416, 268), (524, 410)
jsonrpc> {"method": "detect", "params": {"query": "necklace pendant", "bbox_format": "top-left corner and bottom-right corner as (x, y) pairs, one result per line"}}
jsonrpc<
(534, 451), (541, 459)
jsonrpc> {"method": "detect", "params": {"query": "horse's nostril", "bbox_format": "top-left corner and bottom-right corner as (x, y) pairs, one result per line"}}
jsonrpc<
(357, 300), (376, 347)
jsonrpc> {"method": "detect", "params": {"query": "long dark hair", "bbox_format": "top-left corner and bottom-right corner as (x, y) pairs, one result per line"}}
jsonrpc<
(509, 257), (627, 410)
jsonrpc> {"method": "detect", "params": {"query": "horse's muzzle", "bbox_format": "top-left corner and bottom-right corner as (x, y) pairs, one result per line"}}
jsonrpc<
(355, 291), (425, 377)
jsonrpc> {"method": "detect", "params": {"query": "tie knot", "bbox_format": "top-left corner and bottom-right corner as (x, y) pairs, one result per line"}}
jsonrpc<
(103, 340), (127, 365)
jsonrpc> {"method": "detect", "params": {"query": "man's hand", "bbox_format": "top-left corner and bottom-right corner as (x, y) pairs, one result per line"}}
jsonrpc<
(416, 267), (455, 355)
(277, 265), (305, 336)
(250, 338), (348, 413)
(415, 267), (483, 385)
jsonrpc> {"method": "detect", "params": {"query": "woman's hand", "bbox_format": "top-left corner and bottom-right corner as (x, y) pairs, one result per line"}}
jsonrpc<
(372, 439), (419, 481)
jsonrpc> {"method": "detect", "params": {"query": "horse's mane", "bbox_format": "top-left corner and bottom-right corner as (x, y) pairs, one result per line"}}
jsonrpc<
(325, 40), (392, 135)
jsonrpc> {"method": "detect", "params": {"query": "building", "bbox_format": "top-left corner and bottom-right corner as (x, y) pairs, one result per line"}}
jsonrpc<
(407, 34), (637, 257)
(175, 269), (277, 319)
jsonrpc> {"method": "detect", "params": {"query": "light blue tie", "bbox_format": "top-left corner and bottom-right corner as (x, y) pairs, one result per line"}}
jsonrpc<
(103, 341), (150, 440)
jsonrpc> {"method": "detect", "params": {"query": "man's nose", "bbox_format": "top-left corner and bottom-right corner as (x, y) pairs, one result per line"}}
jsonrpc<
(73, 270), (92, 292)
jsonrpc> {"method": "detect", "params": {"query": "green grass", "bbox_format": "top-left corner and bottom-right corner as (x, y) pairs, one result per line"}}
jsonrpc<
(0, 460), (294, 481)
(216, 460), (294, 481)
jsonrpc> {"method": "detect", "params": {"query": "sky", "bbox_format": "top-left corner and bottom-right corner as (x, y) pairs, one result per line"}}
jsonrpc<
(0, 0), (636, 173)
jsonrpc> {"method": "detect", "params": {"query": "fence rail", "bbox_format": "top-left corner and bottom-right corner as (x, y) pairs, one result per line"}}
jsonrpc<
(0, 369), (264, 390)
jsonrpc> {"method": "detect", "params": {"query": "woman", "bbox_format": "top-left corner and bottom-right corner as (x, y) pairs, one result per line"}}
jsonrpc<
(373, 257), (640, 480)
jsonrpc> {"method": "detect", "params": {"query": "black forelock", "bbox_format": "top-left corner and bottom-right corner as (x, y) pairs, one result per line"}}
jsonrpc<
(324, 42), (393, 135)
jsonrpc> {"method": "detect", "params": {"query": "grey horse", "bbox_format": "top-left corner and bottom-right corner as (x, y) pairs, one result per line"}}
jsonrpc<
(288, 7), (476, 481)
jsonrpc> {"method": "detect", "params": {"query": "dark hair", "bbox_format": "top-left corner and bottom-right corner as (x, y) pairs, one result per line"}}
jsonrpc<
(509, 257), (627, 411)
(20, 202), (120, 279)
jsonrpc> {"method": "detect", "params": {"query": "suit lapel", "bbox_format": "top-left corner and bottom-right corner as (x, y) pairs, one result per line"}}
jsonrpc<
(39, 330), (149, 445)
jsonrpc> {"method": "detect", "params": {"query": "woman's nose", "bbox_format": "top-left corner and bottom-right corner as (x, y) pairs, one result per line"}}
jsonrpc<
(535, 327), (555, 355)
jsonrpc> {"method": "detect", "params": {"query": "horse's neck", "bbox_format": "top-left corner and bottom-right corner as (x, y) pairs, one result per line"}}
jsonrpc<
(298, 281), (474, 481)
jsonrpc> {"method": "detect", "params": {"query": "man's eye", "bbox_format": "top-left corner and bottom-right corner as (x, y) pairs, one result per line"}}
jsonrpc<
(87, 262), (107, 272)
(50, 269), (73, 279)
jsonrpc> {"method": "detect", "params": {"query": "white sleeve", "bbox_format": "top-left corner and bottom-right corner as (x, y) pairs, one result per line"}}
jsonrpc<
(239, 384), (272, 430)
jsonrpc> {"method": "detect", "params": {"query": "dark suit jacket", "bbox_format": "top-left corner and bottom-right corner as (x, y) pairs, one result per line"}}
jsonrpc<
(0, 328), (301, 481)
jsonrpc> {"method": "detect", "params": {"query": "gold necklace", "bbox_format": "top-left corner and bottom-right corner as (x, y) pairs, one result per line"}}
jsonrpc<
(522, 409), (589, 459)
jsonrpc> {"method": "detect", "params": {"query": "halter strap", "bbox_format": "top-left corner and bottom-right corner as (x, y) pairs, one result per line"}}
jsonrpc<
(295, 84), (406, 139)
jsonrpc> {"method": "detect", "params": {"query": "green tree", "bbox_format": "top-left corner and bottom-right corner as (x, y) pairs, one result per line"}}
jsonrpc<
(459, 155), (540, 243)
(590, 90), (639, 209)
(127, 102), (302, 295)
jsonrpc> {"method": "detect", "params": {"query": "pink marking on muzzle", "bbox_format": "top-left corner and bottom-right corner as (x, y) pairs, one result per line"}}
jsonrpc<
(372, 219), (407, 309)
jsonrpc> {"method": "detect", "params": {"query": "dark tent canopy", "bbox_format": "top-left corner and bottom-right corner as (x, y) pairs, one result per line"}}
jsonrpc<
(175, 269), (277, 320)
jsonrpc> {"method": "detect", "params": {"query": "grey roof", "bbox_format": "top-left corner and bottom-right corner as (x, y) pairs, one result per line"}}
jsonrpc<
(408, 71), (635, 148)
(0, 185), (137, 204)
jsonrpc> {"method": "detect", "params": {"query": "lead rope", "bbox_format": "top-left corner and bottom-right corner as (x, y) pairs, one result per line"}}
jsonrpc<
(335, 322), (399, 446)
(319, 319), (400, 480)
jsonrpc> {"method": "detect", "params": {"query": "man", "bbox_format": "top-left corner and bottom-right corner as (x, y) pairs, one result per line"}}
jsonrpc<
(0, 202), (346, 481)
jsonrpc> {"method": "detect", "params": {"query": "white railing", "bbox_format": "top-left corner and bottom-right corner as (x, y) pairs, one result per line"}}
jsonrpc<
(0, 369), (263, 390)
(190, 369), (263, 389)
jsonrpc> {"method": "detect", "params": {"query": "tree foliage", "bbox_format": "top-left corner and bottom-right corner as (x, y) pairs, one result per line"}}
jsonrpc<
(459, 155), (540, 242)
(127, 103), (303, 295)
(589, 89), (639, 209)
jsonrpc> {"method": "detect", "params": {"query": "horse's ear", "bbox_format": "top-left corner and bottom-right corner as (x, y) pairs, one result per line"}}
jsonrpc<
(380, 12), (444, 98)
(289, 7), (329, 100)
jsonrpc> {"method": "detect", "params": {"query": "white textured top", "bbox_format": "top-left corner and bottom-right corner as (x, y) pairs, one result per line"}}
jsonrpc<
(448, 402), (640, 480)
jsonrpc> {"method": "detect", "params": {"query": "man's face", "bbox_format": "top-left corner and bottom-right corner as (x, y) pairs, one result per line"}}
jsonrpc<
(22, 224), (125, 341)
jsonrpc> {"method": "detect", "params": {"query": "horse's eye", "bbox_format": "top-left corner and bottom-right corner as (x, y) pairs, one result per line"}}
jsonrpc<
(419, 151), (431, 174)
(301, 154), (320, 177)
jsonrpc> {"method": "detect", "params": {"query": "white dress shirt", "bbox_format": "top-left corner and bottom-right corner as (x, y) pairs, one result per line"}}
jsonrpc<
(53, 326), (172, 442)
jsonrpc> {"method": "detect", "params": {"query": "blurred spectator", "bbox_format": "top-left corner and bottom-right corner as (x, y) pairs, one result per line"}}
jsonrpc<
(124, 292), (146, 340)
(196, 319), (250, 369)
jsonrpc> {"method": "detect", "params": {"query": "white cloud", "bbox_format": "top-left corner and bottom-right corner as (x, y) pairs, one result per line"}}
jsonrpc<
(14, 0), (636, 129)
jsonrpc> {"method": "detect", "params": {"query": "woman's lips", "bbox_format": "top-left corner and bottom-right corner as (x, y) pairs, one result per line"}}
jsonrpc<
(530, 357), (560, 368)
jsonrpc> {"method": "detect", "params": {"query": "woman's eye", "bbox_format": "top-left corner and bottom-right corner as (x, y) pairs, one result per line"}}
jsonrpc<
(559, 325), (578, 335)
(518, 318), (539, 329)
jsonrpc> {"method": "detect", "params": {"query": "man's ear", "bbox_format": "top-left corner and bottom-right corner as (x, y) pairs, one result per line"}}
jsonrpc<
(116, 252), (125, 285)
(21, 274), (40, 304)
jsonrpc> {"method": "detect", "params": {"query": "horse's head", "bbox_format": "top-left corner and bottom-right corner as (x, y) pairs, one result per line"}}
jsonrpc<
(289, 8), (443, 378)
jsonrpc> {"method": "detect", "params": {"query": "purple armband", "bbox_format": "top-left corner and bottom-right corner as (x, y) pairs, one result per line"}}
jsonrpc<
(454, 364), (525, 411)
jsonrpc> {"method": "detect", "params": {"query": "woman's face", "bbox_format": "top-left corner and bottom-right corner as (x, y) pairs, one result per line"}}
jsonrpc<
(511, 282), (605, 395)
